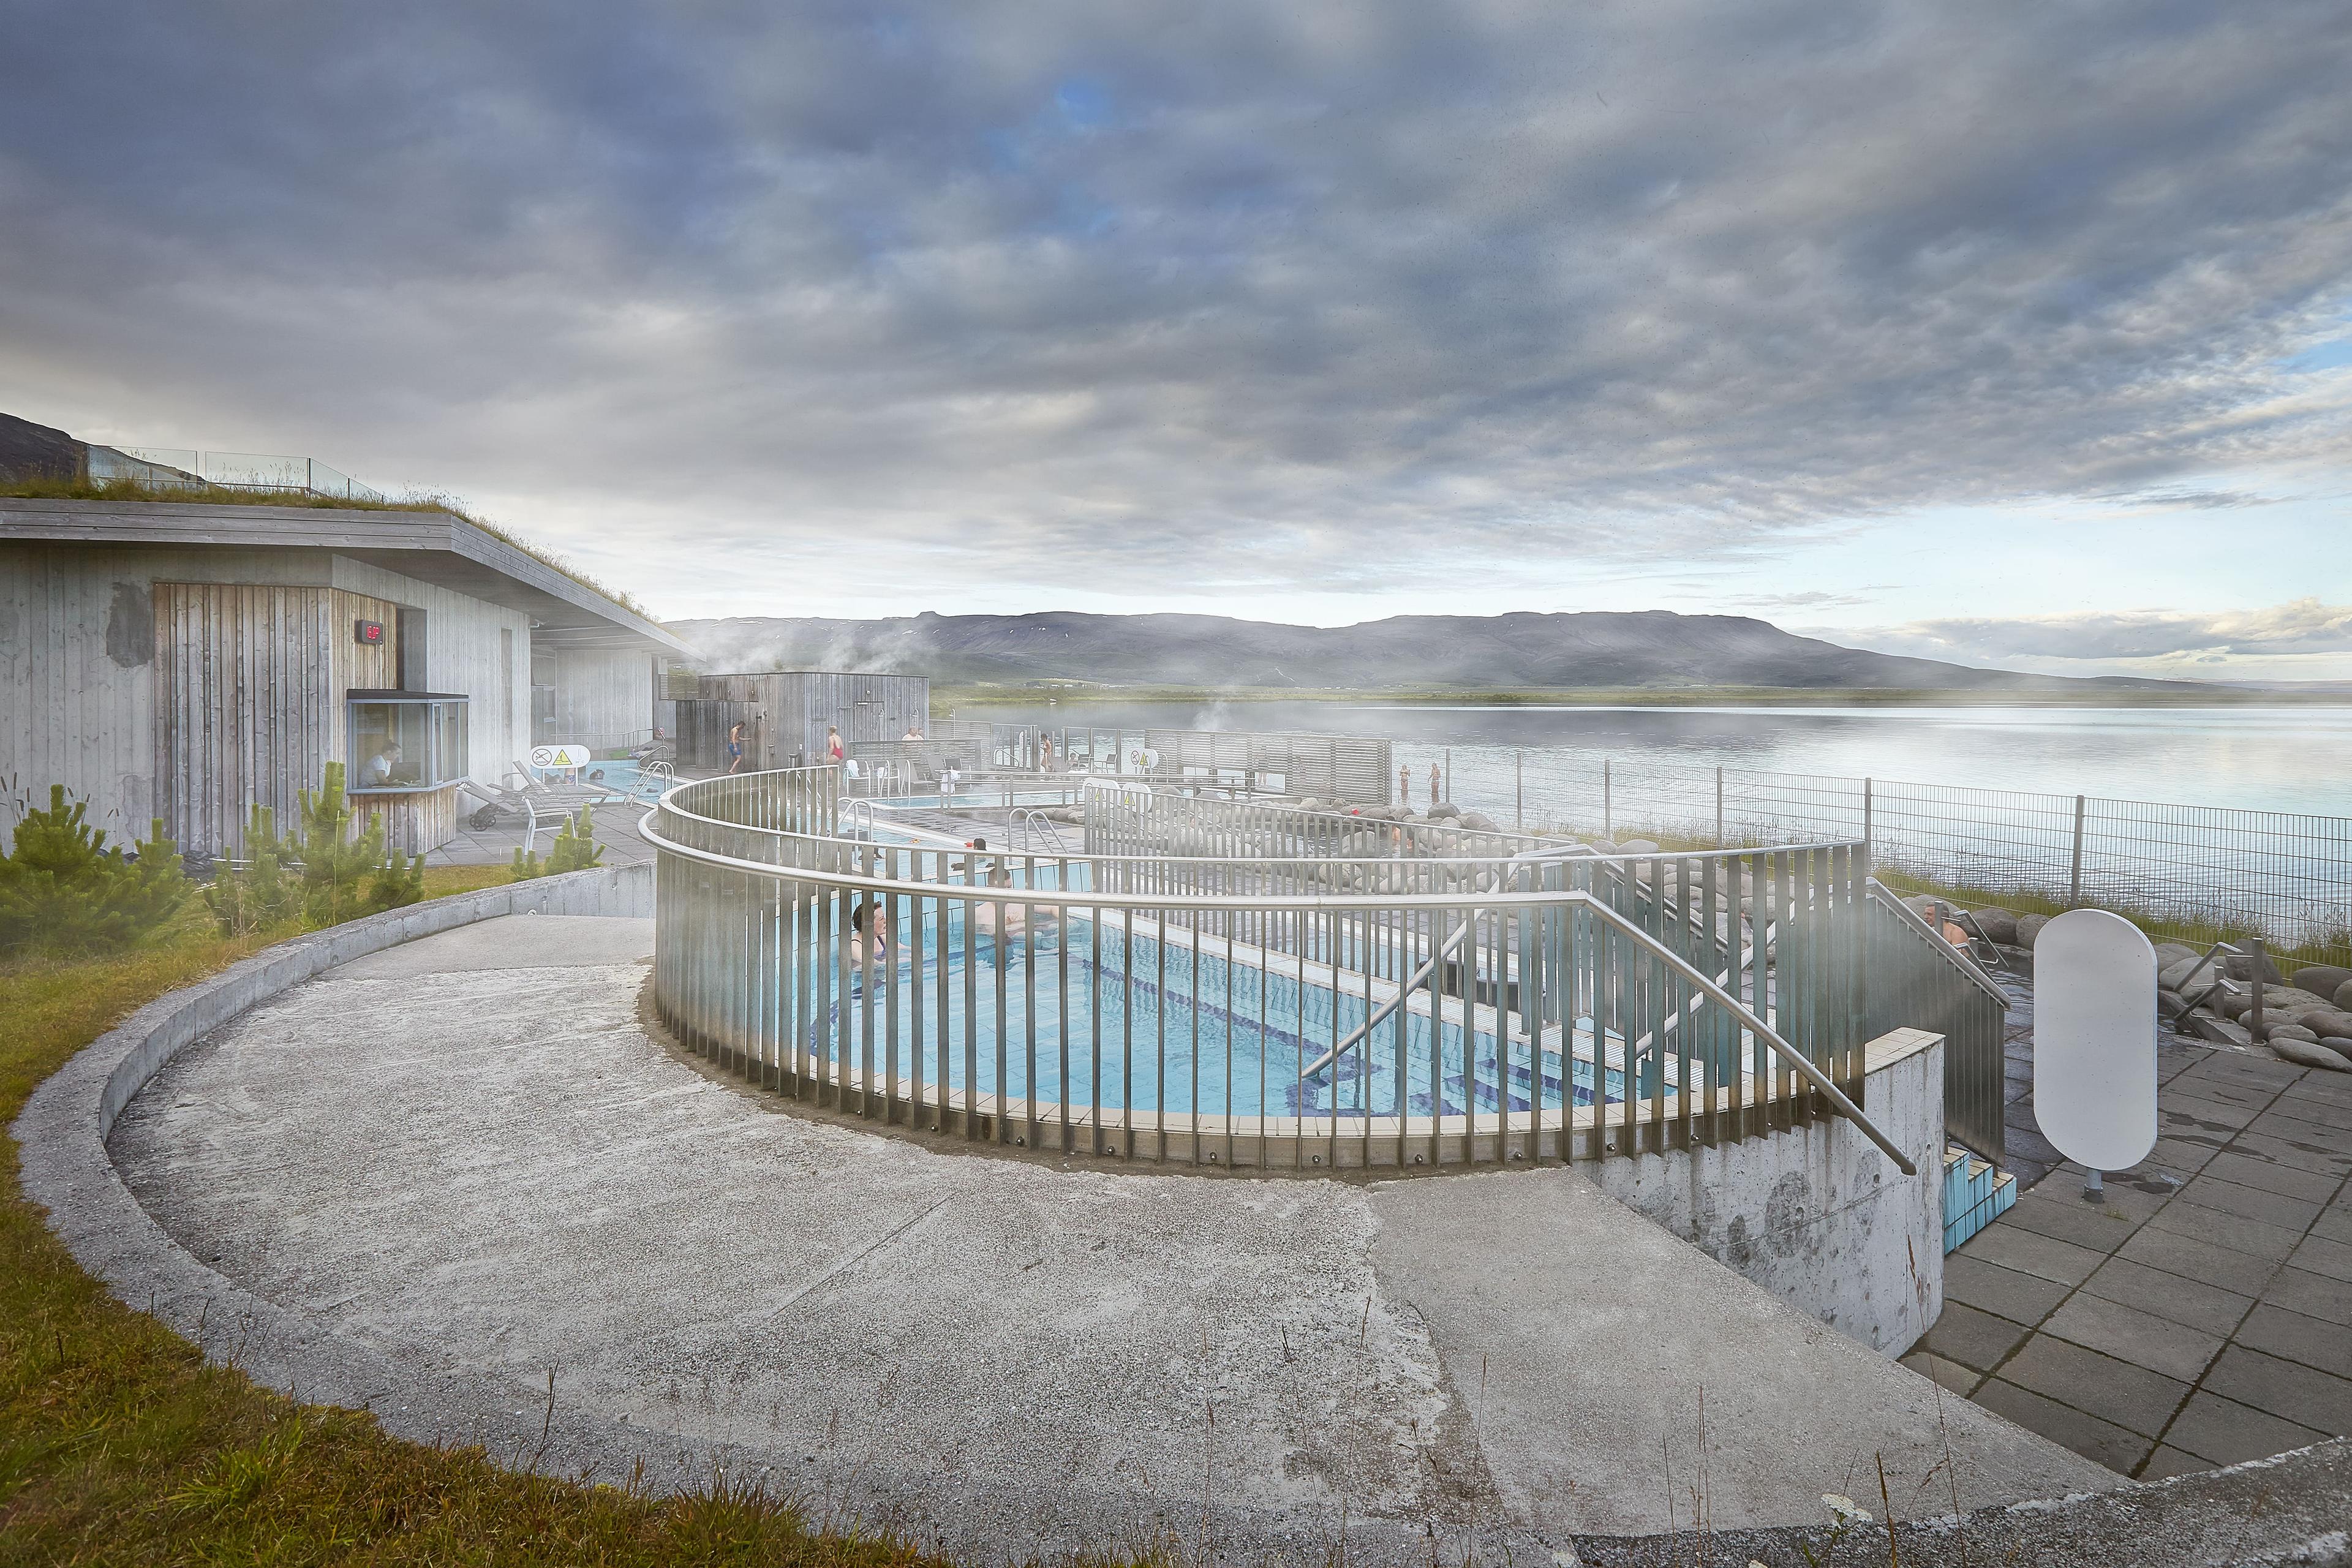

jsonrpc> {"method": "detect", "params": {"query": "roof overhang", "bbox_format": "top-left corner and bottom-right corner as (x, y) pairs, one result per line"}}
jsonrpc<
(0, 497), (690, 655)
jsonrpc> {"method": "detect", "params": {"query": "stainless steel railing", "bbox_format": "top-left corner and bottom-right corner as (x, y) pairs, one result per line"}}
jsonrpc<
(644, 767), (1912, 1174)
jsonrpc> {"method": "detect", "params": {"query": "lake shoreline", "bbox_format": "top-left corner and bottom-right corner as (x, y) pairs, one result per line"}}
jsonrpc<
(936, 682), (2352, 710)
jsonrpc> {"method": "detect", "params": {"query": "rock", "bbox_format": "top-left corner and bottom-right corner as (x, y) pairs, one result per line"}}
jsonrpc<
(2159, 957), (2215, 992)
(2267, 1023), (2319, 1044)
(1427, 801), (1461, 821)
(1586, 837), (1623, 856)
(2152, 941), (2201, 968)
(2225, 950), (2285, 984)
(1967, 908), (2020, 945)
(2015, 913), (2051, 949)
(2271, 1036), (2352, 1072)
(1619, 838), (1662, 856)
(2323, 1035), (2352, 1057)
(2158, 988), (2193, 1020)
(2339, 979), (2352, 1012)
(2289, 964), (2352, 1001)
(2298, 1008), (2352, 1039)
(1297, 797), (1324, 815)
(1459, 812), (1498, 832)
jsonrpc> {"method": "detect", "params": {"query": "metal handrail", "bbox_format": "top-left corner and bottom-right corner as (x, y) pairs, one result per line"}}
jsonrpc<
(1869, 881), (2008, 1005)
(1010, 807), (1071, 855)
(639, 808), (1917, 1174)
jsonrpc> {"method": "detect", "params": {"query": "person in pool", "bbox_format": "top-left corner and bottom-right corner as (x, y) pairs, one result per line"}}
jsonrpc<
(849, 898), (888, 967)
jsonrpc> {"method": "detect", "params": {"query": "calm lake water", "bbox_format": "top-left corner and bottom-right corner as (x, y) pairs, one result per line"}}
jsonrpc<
(954, 702), (2352, 820)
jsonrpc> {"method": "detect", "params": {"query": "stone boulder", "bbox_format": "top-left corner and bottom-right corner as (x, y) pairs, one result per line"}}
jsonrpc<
(2152, 941), (2201, 968)
(2297, 1008), (2352, 1040)
(2267, 1023), (2319, 1043)
(2157, 989), (2193, 1020)
(2339, 979), (2352, 1012)
(1619, 838), (1662, 856)
(1297, 797), (1324, 815)
(1968, 908), (2021, 945)
(2272, 1036), (2352, 1072)
(2015, 913), (2051, 949)
(2288, 964), (2352, 1001)
(1586, 837), (1624, 856)
(2225, 949), (2286, 984)
(1427, 801), (1461, 821)
(1458, 812), (1498, 832)
(2158, 956), (2215, 993)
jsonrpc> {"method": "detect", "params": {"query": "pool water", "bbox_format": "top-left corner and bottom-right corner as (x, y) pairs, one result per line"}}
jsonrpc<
(790, 905), (1657, 1121)
(573, 760), (672, 804)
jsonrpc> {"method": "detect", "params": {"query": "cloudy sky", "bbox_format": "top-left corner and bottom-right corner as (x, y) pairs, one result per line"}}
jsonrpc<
(3, 1), (2348, 680)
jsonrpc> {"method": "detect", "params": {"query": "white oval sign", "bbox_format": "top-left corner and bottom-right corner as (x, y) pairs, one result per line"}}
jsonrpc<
(531, 744), (592, 769)
(2035, 908), (2158, 1173)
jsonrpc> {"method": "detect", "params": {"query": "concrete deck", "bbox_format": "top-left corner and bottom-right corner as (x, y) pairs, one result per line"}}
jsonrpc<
(1913, 1034), (2352, 1479)
(98, 915), (2114, 1563)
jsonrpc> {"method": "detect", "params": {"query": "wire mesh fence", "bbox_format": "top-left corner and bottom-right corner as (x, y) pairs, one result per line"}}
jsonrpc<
(1395, 743), (2352, 968)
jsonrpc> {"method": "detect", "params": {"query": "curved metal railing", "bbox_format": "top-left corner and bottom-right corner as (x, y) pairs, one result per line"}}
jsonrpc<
(643, 767), (1911, 1174)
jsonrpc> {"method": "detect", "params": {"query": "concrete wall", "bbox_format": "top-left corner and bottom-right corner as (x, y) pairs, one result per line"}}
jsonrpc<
(1585, 1028), (1945, 1355)
(0, 544), (535, 846)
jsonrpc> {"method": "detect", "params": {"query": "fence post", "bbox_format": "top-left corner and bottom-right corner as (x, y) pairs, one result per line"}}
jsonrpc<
(1604, 759), (1611, 840)
(1516, 750), (1524, 831)
(2069, 794), (2087, 905)
(2249, 938), (2268, 1042)
(1715, 766), (1724, 846)
(1863, 777), (1873, 855)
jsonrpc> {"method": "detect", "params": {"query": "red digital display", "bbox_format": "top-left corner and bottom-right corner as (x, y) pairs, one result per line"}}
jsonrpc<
(355, 619), (385, 644)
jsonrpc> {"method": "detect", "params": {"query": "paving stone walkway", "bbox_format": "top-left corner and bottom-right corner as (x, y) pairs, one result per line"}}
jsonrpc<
(1905, 1034), (2352, 1478)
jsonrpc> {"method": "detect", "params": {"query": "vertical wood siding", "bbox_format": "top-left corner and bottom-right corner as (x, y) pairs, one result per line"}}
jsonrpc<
(685, 672), (930, 769)
(153, 582), (339, 853)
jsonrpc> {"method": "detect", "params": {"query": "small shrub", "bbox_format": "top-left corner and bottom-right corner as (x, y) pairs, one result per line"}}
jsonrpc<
(202, 805), (300, 935)
(510, 805), (603, 881)
(200, 765), (424, 932)
(0, 785), (189, 955)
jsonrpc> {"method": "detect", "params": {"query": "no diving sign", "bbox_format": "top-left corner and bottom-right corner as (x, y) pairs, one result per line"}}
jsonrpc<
(531, 744), (592, 769)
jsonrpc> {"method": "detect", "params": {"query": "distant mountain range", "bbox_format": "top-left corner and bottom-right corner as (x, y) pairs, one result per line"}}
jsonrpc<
(670, 610), (2201, 693)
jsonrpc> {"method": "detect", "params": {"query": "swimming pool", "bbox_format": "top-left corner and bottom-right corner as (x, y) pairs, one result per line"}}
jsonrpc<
(784, 900), (1654, 1123)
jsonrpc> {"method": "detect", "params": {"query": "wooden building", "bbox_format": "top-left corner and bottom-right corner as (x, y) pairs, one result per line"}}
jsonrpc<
(679, 671), (930, 771)
(1, 497), (688, 855)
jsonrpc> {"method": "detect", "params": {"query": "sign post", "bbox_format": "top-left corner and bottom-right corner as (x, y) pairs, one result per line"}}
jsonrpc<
(2034, 908), (2158, 1200)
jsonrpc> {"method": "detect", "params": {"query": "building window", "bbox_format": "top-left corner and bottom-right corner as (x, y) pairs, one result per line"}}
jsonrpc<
(348, 691), (472, 791)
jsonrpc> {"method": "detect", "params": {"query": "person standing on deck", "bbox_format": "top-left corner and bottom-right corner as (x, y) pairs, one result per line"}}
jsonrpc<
(1400, 763), (1411, 803)
(726, 722), (745, 774)
(1429, 762), (1442, 806)
(827, 726), (845, 764)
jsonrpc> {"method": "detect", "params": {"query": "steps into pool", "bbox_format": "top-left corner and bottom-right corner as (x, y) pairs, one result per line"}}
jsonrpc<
(1943, 1145), (2015, 1253)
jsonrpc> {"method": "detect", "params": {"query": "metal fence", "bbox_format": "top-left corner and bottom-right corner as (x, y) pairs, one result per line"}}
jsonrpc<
(1095, 786), (2010, 1161)
(972, 724), (1396, 804)
(644, 767), (1920, 1174)
(89, 444), (385, 502)
(1398, 745), (2352, 966)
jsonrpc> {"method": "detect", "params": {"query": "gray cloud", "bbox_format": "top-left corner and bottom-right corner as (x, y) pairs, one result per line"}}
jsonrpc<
(2, 1), (2350, 612)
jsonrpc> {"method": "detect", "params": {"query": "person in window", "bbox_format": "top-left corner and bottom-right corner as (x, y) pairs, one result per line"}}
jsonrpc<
(363, 741), (405, 786)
